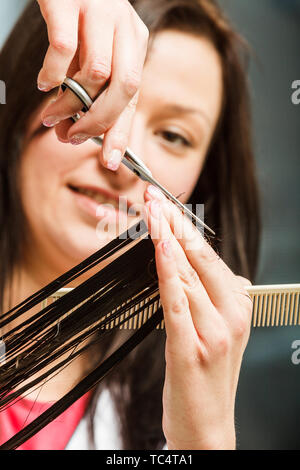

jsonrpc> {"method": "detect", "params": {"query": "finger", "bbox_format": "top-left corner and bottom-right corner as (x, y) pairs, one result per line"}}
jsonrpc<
(40, 88), (73, 142)
(168, 203), (237, 311)
(143, 201), (198, 359)
(236, 275), (252, 287)
(37, 0), (79, 91)
(145, 187), (237, 312)
(99, 92), (139, 169)
(67, 14), (147, 155)
(42, 48), (80, 137)
(144, 199), (228, 357)
(144, 193), (227, 348)
(72, 4), (113, 95)
(234, 276), (253, 312)
(144, 188), (221, 315)
(41, 16), (114, 130)
(146, 187), (233, 278)
(159, 197), (253, 341)
(55, 119), (73, 143)
(50, 86), (72, 142)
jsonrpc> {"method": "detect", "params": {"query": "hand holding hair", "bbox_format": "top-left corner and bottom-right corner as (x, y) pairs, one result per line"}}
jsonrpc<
(143, 185), (253, 450)
(36, 0), (149, 170)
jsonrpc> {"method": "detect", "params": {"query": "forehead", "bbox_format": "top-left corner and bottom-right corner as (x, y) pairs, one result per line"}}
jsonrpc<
(140, 30), (223, 128)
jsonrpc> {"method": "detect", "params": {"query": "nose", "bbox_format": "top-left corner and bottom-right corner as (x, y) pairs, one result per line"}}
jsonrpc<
(100, 113), (149, 191)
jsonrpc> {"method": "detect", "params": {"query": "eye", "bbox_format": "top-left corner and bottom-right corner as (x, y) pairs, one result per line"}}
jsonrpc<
(155, 129), (192, 148)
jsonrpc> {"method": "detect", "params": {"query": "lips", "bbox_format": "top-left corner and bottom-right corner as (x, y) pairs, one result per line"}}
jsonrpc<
(68, 184), (142, 219)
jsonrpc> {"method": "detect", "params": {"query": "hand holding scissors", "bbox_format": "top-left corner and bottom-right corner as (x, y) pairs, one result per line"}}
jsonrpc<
(37, 0), (149, 170)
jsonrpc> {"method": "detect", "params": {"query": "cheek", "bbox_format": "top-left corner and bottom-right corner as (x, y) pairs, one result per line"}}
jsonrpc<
(151, 154), (203, 203)
(19, 132), (73, 217)
(21, 131), (72, 192)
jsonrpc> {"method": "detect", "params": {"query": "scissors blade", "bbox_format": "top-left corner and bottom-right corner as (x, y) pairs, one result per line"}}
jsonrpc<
(139, 171), (215, 236)
(71, 114), (152, 179)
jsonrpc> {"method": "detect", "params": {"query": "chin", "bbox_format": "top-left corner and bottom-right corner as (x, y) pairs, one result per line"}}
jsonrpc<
(64, 224), (126, 262)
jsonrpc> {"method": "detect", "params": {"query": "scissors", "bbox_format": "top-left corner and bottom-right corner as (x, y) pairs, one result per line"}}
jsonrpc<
(61, 77), (215, 236)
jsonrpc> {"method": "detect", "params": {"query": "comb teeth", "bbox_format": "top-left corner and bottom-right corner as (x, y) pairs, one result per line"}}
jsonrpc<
(248, 284), (300, 327)
(45, 285), (300, 329)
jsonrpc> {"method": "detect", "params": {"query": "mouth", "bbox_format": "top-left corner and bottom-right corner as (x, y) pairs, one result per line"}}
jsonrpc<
(67, 184), (142, 219)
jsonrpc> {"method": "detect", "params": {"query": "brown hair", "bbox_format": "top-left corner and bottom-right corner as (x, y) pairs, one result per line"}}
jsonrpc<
(0, 0), (260, 449)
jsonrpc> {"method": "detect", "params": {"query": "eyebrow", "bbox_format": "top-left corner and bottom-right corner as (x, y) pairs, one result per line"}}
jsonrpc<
(162, 104), (212, 127)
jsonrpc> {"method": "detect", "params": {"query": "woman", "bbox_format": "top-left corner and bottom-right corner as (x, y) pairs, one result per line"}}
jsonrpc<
(0, 0), (260, 450)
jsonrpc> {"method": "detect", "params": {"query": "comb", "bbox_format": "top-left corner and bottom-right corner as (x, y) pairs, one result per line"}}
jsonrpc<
(43, 284), (300, 329)
(248, 284), (300, 327)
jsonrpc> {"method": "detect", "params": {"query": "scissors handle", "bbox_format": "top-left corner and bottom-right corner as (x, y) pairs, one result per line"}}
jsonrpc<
(62, 78), (152, 181)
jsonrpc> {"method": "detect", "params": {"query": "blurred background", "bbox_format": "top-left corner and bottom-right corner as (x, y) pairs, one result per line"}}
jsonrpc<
(0, 0), (299, 450)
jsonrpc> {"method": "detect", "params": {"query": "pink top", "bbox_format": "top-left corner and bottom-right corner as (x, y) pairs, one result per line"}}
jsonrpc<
(0, 392), (91, 450)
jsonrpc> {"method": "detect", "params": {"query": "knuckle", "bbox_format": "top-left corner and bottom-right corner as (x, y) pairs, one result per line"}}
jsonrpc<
(167, 296), (189, 315)
(199, 248), (218, 266)
(51, 35), (76, 56)
(84, 111), (109, 135)
(107, 131), (127, 149)
(212, 331), (230, 356)
(237, 284), (253, 310)
(231, 314), (250, 340)
(39, 2), (51, 19)
(85, 59), (111, 83)
(179, 266), (199, 291)
(121, 70), (141, 98)
(130, 3), (149, 40)
(143, 23), (150, 42)
(137, 20), (150, 42)
(93, 121), (109, 135)
(236, 275), (252, 287)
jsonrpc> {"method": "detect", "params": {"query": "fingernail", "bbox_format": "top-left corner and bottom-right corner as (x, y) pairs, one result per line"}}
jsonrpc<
(107, 149), (122, 171)
(38, 82), (51, 92)
(150, 200), (161, 219)
(43, 116), (61, 128)
(147, 185), (164, 200)
(57, 136), (69, 144)
(162, 240), (173, 258)
(69, 134), (89, 146)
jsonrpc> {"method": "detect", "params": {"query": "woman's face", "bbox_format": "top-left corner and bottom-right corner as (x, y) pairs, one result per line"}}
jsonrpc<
(20, 30), (223, 276)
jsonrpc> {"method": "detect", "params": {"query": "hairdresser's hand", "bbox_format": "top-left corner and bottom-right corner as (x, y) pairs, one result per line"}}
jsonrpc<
(37, 0), (149, 170)
(143, 186), (253, 450)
